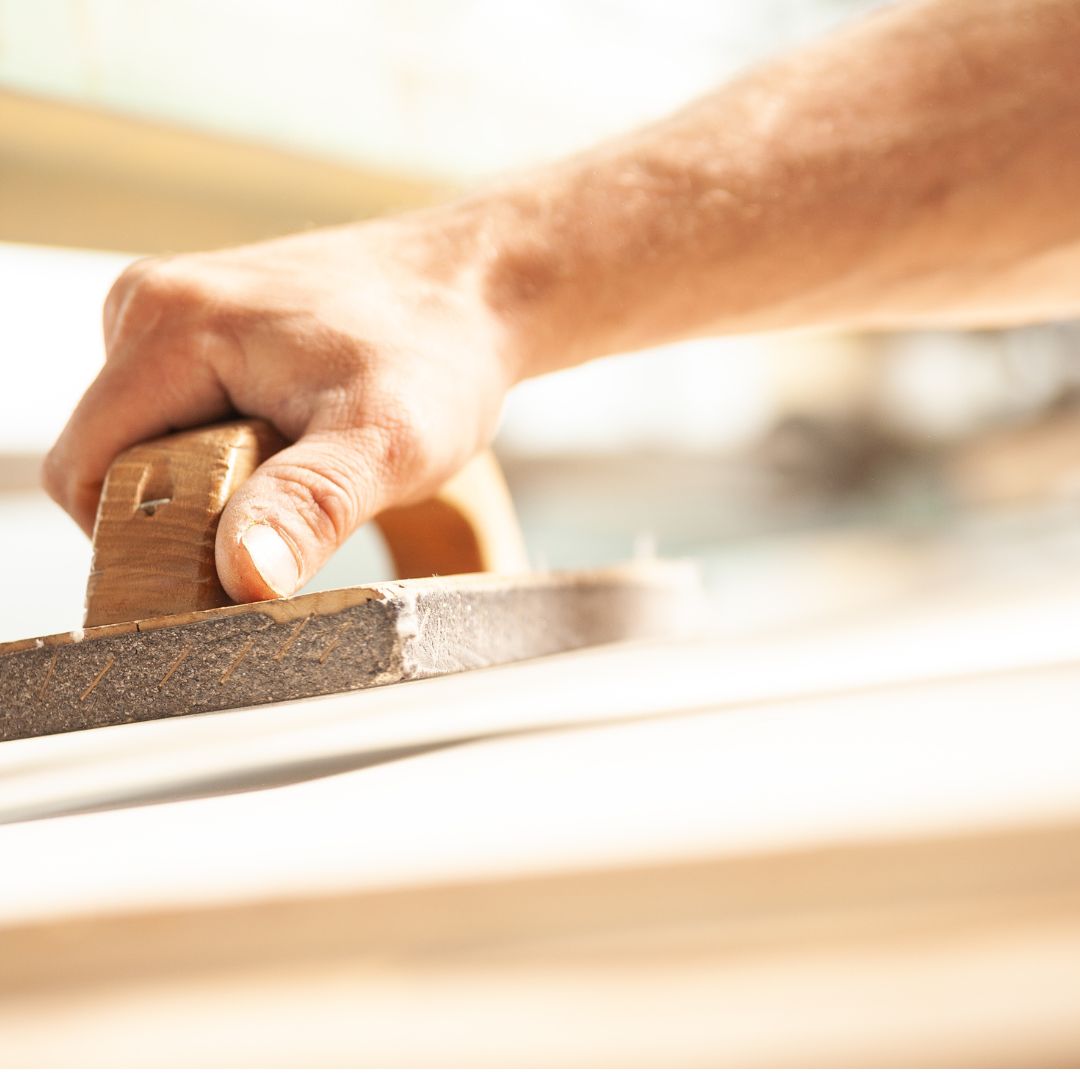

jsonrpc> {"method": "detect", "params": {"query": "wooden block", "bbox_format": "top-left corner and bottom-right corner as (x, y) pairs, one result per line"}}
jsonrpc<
(84, 421), (529, 627)
(84, 421), (287, 627)
(0, 563), (697, 742)
(4, 420), (691, 741)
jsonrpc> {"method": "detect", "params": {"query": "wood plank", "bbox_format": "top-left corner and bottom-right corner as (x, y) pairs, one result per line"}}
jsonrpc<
(4, 631), (1080, 918)
(2, 821), (1079, 1066)
(0, 91), (448, 253)
(2, 639), (1080, 1063)
(4, 549), (1080, 1064)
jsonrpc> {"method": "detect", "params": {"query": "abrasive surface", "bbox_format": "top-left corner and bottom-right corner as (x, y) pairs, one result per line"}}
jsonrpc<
(0, 593), (403, 741)
(0, 564), (695, 742)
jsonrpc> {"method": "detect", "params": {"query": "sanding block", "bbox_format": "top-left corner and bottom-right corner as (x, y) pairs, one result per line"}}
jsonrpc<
(0, 421), (696, 742)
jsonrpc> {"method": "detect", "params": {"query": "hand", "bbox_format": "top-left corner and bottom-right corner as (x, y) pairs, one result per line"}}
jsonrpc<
(43, 212), (520, 603)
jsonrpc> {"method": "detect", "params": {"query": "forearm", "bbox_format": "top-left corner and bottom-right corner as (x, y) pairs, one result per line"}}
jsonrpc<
(45, 0), (1080, 601)
(450, 0), (1080, 377)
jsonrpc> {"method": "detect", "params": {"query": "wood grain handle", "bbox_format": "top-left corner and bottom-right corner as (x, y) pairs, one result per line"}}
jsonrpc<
(83, 420), (528, 627)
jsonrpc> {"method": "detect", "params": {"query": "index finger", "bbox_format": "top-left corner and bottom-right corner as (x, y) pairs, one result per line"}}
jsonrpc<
(43, 337), (234, 535)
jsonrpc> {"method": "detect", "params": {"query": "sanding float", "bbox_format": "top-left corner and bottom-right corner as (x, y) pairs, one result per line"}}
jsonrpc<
(0, 421), (695, 741)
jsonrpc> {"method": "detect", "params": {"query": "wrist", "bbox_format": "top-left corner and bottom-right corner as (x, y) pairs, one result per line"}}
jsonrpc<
(413, 180), (600, 385)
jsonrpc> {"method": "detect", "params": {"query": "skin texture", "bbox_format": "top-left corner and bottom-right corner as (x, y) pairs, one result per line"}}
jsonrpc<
(44, 0), (1080, 602)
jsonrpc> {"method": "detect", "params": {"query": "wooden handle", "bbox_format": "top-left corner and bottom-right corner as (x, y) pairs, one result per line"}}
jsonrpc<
(84, 420), (528, 627)
(374, 452), (529, 581)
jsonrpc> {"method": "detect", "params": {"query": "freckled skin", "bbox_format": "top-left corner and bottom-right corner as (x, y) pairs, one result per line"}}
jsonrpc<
(45, 0), (1080, 601)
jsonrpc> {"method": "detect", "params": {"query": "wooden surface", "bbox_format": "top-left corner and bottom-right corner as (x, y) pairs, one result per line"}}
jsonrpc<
(1, 423), (660, 740)
(375, 449), (529, 578)
(0, 90), (446, 253)
(2, 563), (695, 741)
(2, 578), (1080, 1064)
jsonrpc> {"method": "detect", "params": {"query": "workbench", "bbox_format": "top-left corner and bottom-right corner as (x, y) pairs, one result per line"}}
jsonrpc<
(3, 556), (1080, 1066)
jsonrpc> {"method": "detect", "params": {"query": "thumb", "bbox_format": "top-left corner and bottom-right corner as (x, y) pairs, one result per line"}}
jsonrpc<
(215, 428), (393, 603)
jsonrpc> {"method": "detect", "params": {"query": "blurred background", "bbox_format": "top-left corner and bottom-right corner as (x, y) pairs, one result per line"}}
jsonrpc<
(5, 0), (1080, 642)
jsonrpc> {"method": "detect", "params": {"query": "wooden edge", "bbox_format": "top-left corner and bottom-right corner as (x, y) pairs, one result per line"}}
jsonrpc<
(0, 90), (451, 252)
(0, 562), (698, 657)
(3, 816), (1079, 994)
(0, 562), (701, 742)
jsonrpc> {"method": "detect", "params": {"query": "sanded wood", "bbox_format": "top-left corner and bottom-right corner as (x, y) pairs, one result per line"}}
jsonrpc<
(2, 634), (1080, 1063)
(3, 819), (1079, 1065)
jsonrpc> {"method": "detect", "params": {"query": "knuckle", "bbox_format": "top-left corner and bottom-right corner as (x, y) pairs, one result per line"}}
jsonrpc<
(108, 256), (156, 303)
(268, 454), (366, 548)
(105, 256), (207, 342)
(105, 257), (159, 317)
(130, 261), (196, 309)
(366, 398), (431, 490)
(113, 257), (157, 295)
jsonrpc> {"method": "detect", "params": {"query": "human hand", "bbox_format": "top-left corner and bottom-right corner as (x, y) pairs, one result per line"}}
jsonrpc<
(43, 211), (522, 603)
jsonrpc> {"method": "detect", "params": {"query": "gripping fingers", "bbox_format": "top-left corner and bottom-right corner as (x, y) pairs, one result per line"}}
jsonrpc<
(215, 428), (403, 603)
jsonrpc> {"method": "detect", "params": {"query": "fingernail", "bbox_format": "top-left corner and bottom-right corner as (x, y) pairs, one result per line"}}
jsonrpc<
(241, 523), (300, 597)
